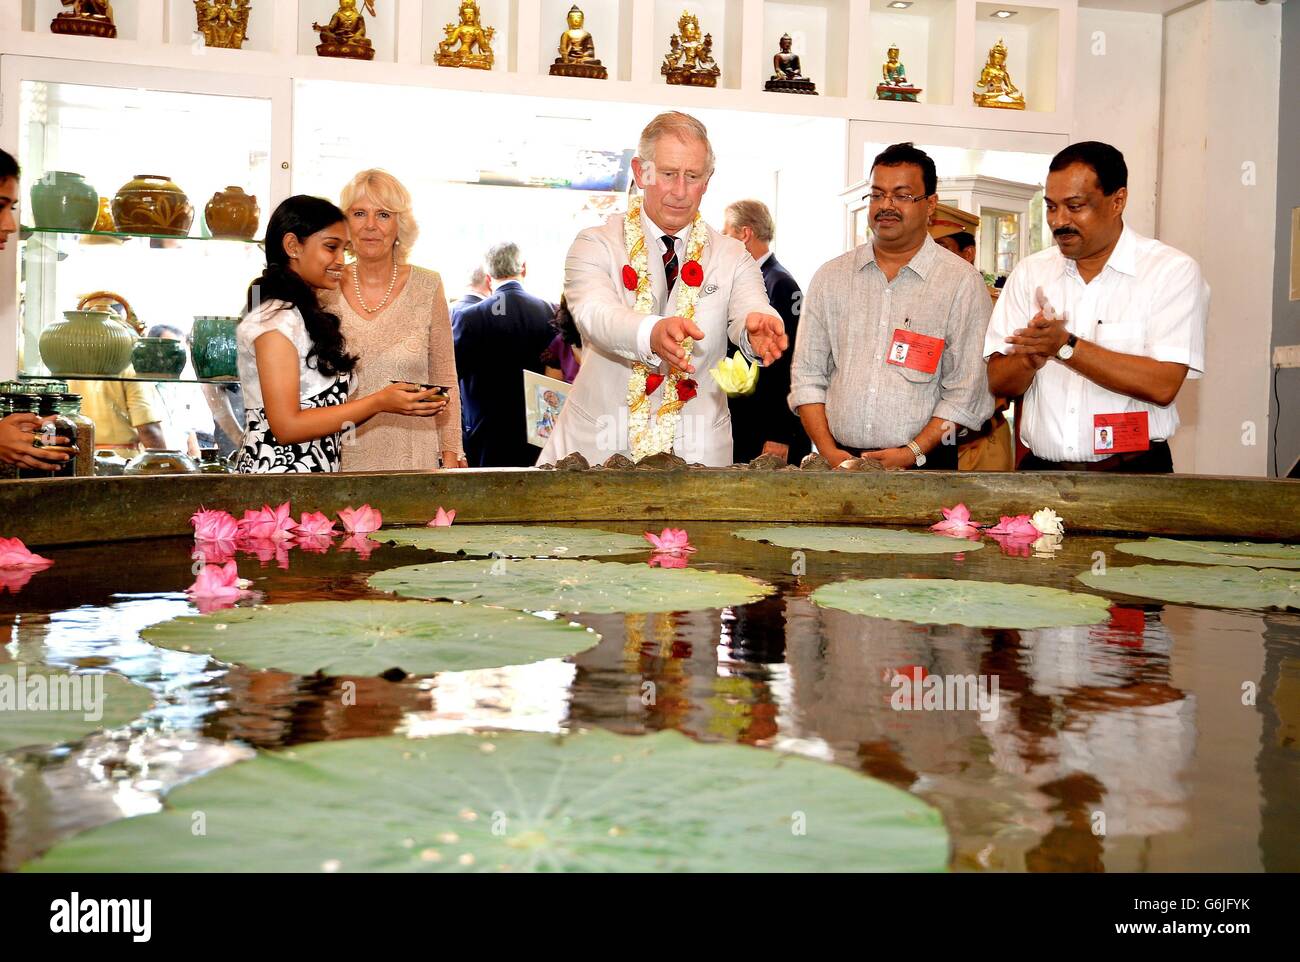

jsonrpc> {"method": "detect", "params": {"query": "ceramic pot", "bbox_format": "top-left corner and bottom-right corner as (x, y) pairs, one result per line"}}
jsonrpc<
(29, 171), (99, 231)
(131, 337), (188, 379)
(191, 316), (240, 380)
(112, 174), (194, 237)
(205, 186), (260, 240)
(38, 310), (136, 377)
(124, 450), (199, 476)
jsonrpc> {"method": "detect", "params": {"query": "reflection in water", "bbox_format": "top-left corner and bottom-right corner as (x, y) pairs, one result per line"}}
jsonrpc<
(1, 526), (1295, 872)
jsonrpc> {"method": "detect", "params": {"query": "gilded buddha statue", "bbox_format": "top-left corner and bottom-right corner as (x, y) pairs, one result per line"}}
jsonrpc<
(550, 5), (607, 80)
(313, 0), (377, 61)
(973, 38), (1026, 110)
(194, 0), (251, 50)
(661, 11), (720, 87)
(765, 33), (816, 95)
(50, 0), (117, 39)
(436, 0), (496, 70)
(876, 44), (921, 102)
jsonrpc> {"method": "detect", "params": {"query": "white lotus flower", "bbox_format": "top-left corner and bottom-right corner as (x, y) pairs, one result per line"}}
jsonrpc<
(1031, 508), (1065, 537)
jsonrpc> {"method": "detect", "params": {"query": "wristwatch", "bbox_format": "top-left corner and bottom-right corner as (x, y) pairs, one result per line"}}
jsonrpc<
(906, 440), (926, 468)
(1056, 333), (1078, 361)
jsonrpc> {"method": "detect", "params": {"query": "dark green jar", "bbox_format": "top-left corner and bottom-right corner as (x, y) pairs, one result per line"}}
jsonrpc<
(131, 337), (188, 379)
(190, 316), (240, 380)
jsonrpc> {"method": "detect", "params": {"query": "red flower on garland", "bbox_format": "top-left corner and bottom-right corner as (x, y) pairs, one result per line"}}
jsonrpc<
(622, 265), (638, 291)
(676, 379), (698, 403)
(645, 373), (665, 395)
(680, 260), (704, 287)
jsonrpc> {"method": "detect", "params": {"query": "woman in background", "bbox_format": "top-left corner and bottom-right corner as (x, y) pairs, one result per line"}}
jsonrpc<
(236, 194), (444, 473)
(325, 169), (464, 471)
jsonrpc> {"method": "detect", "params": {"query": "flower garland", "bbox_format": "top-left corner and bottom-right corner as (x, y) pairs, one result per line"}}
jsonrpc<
(623, 197), (709, 461)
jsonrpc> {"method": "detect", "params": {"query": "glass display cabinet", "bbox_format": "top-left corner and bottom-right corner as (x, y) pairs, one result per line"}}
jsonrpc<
(1, 57), (285, 385)
(936, 174), (1043, 280)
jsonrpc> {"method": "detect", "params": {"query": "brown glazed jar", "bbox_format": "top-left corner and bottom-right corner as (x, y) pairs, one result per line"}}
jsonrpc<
(54, 393), (95, 477)
(204, 186), (260, 240)
(18, 395), (77, 479)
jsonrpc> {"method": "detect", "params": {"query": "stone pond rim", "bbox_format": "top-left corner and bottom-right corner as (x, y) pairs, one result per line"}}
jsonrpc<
(2, 469), (1297, 547)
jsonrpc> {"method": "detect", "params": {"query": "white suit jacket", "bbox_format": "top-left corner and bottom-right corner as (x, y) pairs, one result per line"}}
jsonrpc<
(537, 209), (778, 466)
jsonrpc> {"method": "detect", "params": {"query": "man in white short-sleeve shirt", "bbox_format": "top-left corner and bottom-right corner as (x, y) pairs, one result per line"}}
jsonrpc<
(984, 141), (1209, 473)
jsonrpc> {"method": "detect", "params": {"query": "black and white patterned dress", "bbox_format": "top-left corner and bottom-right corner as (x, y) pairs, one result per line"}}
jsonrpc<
(235, 301), (351, 474)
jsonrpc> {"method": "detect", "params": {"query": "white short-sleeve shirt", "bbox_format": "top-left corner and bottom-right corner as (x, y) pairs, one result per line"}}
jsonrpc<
(236, 300), (342, 411)
(983, 224), (1209, 463)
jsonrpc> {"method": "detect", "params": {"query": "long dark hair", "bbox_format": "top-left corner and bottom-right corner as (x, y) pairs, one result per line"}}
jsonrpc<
(245, 195), (356, 377)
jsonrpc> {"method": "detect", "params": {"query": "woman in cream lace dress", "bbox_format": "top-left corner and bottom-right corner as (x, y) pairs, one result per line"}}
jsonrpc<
(323, 169), (464, 471)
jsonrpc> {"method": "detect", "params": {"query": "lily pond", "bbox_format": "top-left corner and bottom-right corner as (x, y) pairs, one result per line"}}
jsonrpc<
(1, 519), (1297, 872)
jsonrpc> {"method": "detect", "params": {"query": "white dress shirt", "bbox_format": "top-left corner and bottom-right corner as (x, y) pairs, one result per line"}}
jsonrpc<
(983, 224), (1209, 463)
(634, 214), (689, 364)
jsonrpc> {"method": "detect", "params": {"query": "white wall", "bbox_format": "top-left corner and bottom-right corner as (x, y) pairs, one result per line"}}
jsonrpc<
(1159, 0), (1281, 477)
(1071, 6), (1162, 237)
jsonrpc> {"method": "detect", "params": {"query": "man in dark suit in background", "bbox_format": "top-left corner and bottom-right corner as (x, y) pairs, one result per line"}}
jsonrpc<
(452, 242), (556, 467)
(722, 200), (811, 464)
(450, 264), (492, 320)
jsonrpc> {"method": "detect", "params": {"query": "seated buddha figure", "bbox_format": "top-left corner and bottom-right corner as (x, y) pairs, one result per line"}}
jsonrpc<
(973, 38), (1025, 109)
(882, 45), (909, 86)
(551, 5), (606, 78)
(772, 33), (804, 80)
(316, 0), (375, 44)
(661, 11), (720, 85)
(438, 0), (495, 63)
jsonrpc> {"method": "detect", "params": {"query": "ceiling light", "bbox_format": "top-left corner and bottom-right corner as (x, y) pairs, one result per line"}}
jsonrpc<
(888, 2), (913, 8)
(992, 10), (1017, 18)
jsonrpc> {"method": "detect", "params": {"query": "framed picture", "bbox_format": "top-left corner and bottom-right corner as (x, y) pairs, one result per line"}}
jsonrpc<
(523, 370), (571, 448)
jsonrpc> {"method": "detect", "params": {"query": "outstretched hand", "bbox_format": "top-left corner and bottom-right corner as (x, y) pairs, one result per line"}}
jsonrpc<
(745, 312), (788, 366)
(653, 315), (706, 375)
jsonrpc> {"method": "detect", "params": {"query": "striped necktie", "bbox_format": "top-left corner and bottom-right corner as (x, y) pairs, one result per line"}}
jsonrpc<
(661, 234), (679, 292)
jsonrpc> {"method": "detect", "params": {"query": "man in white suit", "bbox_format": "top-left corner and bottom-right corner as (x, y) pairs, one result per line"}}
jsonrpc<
(538, 111), (788, 467)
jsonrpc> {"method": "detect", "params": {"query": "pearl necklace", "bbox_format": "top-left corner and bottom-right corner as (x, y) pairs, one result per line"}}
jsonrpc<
(353, 255), (399, 314)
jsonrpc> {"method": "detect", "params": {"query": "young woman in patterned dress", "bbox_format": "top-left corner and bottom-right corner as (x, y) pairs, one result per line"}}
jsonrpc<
(235, 195), (446, 473)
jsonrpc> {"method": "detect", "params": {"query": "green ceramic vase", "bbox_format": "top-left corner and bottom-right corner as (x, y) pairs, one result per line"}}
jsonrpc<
(38, 310), (136, 376)
(29, 171), (99, 231)
(131, 337), (188, 379)
(191, 316), (240, 380)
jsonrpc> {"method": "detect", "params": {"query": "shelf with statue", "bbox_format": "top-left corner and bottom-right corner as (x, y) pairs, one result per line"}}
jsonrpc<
(313, 0), (378, 61)
(549, 5), (607, 79)
(973, 38), (1025, 110)
(876, 44), (922, 103)
(764, 34), (816, 96)
(49, 1), (117, 39)
(436, 0), (496, 70)
(660, 10), (720, 88)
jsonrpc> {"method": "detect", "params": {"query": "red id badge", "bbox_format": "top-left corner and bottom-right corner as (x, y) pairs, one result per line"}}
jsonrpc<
(1093, 412), (1149, 454)
(885, 329), (944, 374)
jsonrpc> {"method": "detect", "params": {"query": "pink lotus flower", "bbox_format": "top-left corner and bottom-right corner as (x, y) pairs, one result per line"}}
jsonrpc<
(930, 504), (986, 536)
(338, 504), (383, 535)
(240, 537), (291, 570)
(191, 508), (239, 542)
(188, 560), (252, 610)
(427, 507), (456, 527)
(296, 511), (337, 537)
(340, 533), (380, 560)
(644, 528), (696, 556)
(238, 502), (298, 542)
(987, 514), (1039, 537)
(0, 537), (53, 569)
(192, 539), (237, 566)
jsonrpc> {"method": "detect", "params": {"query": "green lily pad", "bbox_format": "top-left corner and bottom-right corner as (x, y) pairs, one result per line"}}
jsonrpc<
(140, 600), (599, 677)
(733, 526), (982, 555)
(1115, 538), (1300, 569)
(24, 729), (949, 873)
(1, 665), (153, 754)
(369, 559), (774, 614)
(383, 525), (648, 558)
(1076, 564), (1300, 611)
(812, 579), (1112, 628)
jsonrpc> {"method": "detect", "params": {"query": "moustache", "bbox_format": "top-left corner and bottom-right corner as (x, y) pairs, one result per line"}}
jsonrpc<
(1054, 227), (1081, 238)
(875, 213), (901, 223)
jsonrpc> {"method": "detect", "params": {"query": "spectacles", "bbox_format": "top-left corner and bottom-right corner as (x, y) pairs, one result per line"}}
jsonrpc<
(868, 191), (930, 206)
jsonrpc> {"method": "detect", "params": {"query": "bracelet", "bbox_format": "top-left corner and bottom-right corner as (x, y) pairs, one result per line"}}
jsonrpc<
(905, 440), (923, 463)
